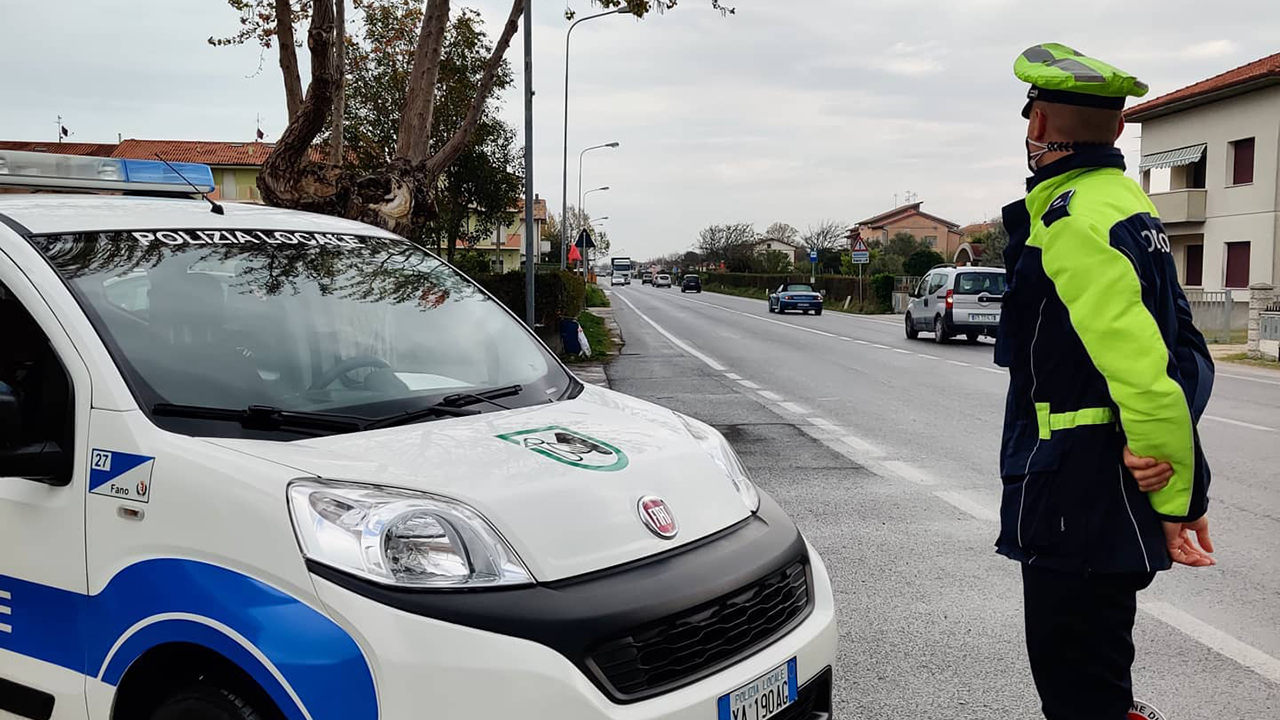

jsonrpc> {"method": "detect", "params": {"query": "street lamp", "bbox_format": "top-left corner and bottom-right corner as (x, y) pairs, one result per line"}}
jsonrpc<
(580, 187), (610, 284)
(568, 143), (618, 269)
(561, 7), (630, 269)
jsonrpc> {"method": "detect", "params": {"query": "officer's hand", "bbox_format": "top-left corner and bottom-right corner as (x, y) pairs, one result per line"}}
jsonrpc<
(1163, 516), (1215, 568)
(1123, 446), (1173, 492)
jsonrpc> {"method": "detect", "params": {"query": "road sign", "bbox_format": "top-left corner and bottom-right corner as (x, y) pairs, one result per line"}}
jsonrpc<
(809, 249), (818, 262)
(574, 228), (596, 249)
(850, 236), (870, 264)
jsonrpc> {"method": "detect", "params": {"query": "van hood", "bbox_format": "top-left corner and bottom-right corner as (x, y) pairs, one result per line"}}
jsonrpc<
(204, 386), (753, 581)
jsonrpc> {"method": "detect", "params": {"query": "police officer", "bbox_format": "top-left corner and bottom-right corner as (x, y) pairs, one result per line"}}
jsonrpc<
(996, 43), (1217, 719)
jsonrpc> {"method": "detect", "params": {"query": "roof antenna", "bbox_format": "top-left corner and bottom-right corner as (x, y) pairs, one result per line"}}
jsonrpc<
(152, 153), (225, 215)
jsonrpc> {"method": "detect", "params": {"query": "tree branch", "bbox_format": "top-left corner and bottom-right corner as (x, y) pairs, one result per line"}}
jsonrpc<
(329, 0), (346, 163)
(260, 0), (337, 205)
(395, 0), (452, 162)
(275, 0), (305, 120)
(424, 0), (523, 177)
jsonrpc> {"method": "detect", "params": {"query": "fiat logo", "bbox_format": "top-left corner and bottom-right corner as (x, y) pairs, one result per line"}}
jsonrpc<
(638, 496), (678, 539)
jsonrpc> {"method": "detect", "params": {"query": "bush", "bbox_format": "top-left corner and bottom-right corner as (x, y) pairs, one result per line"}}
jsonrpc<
(473, 270), (586, 327)
(871, 273), (895, 308)
(701, 272), (871, 308)
(904, 248), (946, 277)
(585, 283), (610, 308)
(452, 251), (494, 278)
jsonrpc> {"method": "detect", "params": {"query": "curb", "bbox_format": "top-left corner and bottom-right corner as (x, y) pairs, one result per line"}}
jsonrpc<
(573, 305), (624, 389)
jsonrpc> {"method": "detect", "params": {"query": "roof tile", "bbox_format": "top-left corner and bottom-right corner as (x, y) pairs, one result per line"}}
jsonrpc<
(1125, 52), (1280, 121)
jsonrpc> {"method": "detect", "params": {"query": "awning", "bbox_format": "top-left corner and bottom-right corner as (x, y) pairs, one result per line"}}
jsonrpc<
(1140, 143), (1206, 171)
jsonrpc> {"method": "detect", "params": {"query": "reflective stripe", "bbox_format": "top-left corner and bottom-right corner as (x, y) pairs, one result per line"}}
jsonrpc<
(1022, 46), (1054, 63)
(1035, 402), (1115, 439)
(1047, 57), (1106, 83)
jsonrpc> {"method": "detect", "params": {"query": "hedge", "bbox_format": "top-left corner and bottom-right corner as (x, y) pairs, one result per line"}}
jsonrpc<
(473, 270), (586, 327)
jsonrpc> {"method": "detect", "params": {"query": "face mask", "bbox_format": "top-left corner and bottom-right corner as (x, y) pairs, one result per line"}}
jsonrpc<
(1026, 137), (1051, 174)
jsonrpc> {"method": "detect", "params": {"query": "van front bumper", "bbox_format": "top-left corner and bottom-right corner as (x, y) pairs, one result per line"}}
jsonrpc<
(309, 498), (837, 720)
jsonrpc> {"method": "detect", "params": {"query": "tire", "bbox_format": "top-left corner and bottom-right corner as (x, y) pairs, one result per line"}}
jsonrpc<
(966, 332), (979, 343)
(933, 316), (949, 344)
(905, 313), (919, 339)
(150, 685), (266, 720)
(767, 302), (775, 313)
(814, 309), (823, 316)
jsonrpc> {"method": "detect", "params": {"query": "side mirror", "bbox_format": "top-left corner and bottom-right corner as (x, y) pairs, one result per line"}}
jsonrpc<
(0, 392), (70, 486)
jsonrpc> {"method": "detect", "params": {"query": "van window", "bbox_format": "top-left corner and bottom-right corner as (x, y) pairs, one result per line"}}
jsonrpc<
(30, 230), (572, 438)
(0, 282), (73, 481)
(927, 274), (948, 294)
(953, 272), (1006, 295)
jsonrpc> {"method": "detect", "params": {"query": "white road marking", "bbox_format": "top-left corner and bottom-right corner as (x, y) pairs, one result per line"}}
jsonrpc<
(738, 380), (762, 389)
(882, 460), (936, 486)
(892, 348), (914, 354)
(614, 293), (726, 371)
(724, 373), (742, 380)
(947, 360), (971, 367)
(808, 417), (838, 429)
(871, 343), (890, 349)
(757, 390), (783, 401)
(932, 490), (1000, 522)
(1203, 414), (1275, 432)
(1139, 601), (1280, 686)
(778, 401), (809, 415)
(839, 435), (883, 457)
(978, 367), (1005, 374)
(678, 295), (849, 339)
(854, 339), (870, 345)
(916, 353), (941, 360)
(1219, 372), (1280, 387)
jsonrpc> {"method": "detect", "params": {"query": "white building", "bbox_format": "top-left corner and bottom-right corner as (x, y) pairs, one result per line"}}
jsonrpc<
(1125, 53), (1280, 297)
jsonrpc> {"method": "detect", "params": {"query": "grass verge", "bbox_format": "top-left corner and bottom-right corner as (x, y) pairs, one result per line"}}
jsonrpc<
(562, 310), (613, 364)
(585, 284), (610, 308)
(1219, 352), (1280, 369)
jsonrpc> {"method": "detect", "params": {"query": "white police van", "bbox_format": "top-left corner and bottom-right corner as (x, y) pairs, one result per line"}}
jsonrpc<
(0, 151), (835, 720)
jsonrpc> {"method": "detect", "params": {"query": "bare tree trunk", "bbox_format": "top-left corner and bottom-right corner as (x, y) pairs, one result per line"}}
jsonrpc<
(395, 0), (452, 162)
(275, 0), (304, 121)
(425, 0), (524, 177)
(329, 0), (346, 164)
(260, 0), (337, 209)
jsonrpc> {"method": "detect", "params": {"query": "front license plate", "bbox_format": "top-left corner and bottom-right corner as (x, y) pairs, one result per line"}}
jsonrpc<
(795, 303), (811, 308)
(971, 313), (997, 322)
(718, 658), (797, 720)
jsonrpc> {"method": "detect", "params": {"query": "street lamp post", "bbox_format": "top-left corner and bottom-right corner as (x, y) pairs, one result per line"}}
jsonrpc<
(580, 186), (609, 284)
(569, 142), (618, 268)
(561, 7), (629, 269)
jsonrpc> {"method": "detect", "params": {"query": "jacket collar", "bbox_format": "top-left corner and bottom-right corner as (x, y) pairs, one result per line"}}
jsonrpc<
(1026, 146), (1126, 191)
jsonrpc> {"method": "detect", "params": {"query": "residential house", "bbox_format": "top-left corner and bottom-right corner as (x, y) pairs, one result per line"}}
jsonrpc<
(1124, 52), (1280, 297)
(465, 196), (548, 272)
(752, 237), (805, 264)
(849, 202), (964, 258)
(954, 220), (1001, 266)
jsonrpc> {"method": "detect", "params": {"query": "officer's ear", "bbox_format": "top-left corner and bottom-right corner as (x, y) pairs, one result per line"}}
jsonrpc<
(1027, 104), (1050, 142)
(1113, 116), (1126, 143)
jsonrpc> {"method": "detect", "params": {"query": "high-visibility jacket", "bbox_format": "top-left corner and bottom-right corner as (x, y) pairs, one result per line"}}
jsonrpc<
(995, 147), (1214, 574)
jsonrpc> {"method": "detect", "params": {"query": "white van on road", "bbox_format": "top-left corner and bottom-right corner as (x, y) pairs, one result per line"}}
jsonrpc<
(905, 265), (1006, 343)
(0, 151), (835, 720)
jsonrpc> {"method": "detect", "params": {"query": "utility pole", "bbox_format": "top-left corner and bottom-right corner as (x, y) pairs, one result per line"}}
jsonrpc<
(522, 0), (536, 327)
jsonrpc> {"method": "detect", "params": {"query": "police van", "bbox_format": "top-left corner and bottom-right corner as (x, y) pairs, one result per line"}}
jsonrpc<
(0, 151), (835, 720)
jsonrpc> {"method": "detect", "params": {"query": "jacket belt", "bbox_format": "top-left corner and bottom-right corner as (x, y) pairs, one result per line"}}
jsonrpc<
(1035, 403), (1115, 440)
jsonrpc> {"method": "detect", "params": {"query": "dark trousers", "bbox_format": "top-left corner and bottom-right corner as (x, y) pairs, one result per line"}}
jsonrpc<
(1022, 563), (1156, 720)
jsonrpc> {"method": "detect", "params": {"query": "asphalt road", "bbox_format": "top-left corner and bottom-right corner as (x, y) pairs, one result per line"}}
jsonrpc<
(602, 283), (1280, 718)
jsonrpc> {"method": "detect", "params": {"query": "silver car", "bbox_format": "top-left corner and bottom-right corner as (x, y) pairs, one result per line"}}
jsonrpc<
(905, 265), (1006, 343)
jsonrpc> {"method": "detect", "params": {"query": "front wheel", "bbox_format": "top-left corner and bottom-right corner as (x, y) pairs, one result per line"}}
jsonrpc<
(905, 313), (919, 339)
(966, 332), (979, 343)
(150, 685), (268, 720)
(933, 317), (950, 344)
(814, 308), (823, 316)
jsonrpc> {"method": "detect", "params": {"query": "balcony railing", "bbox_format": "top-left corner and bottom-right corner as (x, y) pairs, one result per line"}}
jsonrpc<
(1149, 188), (1206, 223)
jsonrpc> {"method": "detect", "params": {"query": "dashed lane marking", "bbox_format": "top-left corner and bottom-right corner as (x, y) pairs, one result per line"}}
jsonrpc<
(777, 402), (809, 415)
(757, 390), (783, 401)
(932, 490), (1000, 522)
(738, 380), (762, 389)
(1219, 372), (1280, 387)
(882, 460), (937, 486)
(724, 372), (742, 380)
(947, 360), (971, 367)
(916, 353), (941, 360)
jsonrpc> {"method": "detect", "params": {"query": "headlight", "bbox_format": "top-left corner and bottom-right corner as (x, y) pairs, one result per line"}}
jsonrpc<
(674, 413), (761, 513)
(288, 480), (533, 588)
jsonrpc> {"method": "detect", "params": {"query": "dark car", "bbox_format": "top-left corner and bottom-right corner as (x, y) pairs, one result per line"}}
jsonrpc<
(768, 283), (823, 315)
(681, 274), (702, 293)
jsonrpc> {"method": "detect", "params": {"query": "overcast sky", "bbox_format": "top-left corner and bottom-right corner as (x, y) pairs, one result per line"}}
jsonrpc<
(4, 1), (1278, 260)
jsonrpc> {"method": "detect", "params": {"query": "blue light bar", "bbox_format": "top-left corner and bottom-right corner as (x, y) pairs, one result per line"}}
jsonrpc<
(0, 150), (216, 195)
(119, 158), (216, 193)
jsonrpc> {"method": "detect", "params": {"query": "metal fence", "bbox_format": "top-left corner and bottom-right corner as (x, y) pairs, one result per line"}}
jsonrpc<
(1185, 290), (1247, 344)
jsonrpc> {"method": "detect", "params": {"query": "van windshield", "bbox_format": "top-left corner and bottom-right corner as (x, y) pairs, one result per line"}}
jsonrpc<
(30, 229), (573, 435)
(953, 272), (1006, 295)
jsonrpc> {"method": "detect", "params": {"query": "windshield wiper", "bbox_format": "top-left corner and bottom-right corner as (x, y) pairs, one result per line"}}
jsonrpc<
(362, 402), (479, 430)
(439, 384), (524, 410)
(151, 403), (369, 434)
